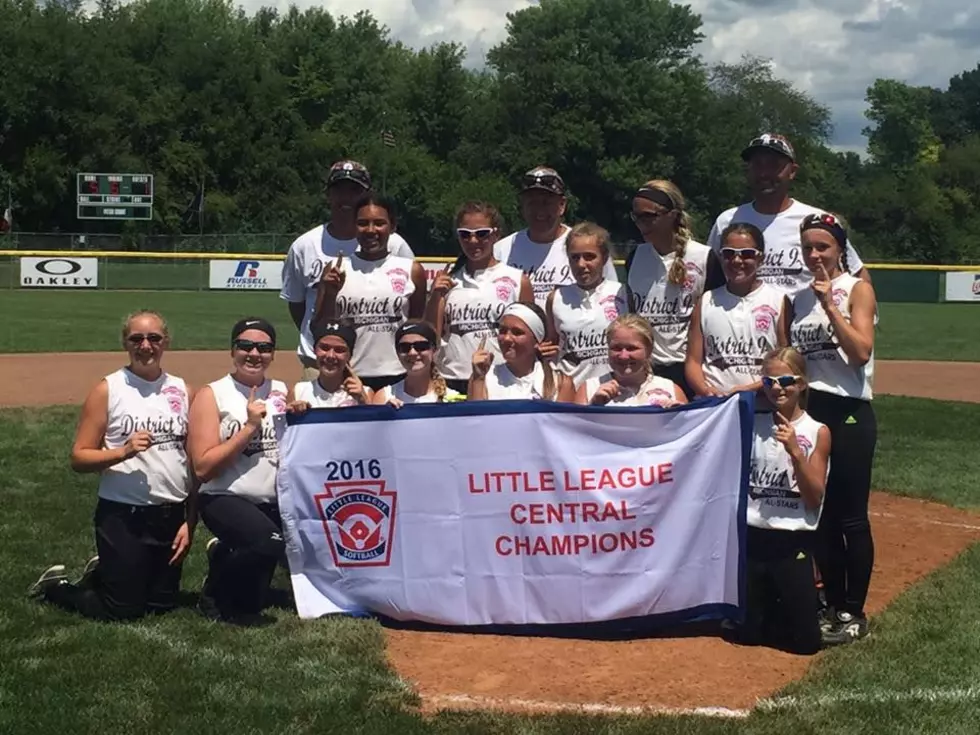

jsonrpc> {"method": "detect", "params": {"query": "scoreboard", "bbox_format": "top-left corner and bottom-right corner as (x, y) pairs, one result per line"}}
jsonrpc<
(76, 173), (154, 220)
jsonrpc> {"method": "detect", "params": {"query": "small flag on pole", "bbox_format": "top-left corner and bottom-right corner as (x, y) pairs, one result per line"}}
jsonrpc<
(180, 181), (204, 226)
(382, 129), (396, 148)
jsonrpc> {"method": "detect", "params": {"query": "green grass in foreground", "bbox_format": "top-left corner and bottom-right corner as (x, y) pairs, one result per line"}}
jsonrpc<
(1, 291), (979, 361)
(2, 397), (980, 733)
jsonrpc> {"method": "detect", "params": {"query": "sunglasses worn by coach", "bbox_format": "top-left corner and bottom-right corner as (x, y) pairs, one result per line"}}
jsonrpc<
(762, 375), (798, 389)
(127, 333), (165, 345)
(234, 339), (275, 354)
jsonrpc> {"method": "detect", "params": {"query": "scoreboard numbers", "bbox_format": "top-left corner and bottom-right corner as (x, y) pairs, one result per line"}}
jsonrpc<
(76, 173), (154, 220)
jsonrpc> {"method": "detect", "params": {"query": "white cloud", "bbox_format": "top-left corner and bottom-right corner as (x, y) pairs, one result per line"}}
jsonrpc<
(237, 0), (980, 150)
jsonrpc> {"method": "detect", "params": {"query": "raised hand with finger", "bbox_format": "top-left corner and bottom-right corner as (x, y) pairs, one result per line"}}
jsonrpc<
(430, 262), (457, 298)
(343, 365), (368, 404)
(319, 250), (347, 295)
(471, 335), (494, 378)
(811, 261), (833, 310)
(590, 379), (621, 406)
(773, 411), (803, 460)
(245, 385), (267, 428)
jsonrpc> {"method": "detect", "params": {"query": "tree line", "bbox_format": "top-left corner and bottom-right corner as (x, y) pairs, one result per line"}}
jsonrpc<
(1, 0), (979, 263)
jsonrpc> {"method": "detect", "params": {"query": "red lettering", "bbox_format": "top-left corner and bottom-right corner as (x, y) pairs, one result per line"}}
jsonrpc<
(552, 535), (571, 555)
(581, 502), (600, 523)
(639, 528), (656, 547)
(580, 469), (596, 491)
(597, 469), (616, 489)
(532, 536), (550, 555)
(658, 463), (674, 484)
(540, 471), (556, 492)
(522, 471), (539, 492)
(468, 473), (486, 493)
(506, 471), (521, 492)
(564, 470), (580, 491)
(529, 504), (545, 524)
(573, 535), (590, 553)
(619, 501), (637, 521)
(545, 504), (564, 523)
(639, 465), (656, 487)
(620, 531), (638, 550)
(495, 536), (511, 555)
(515, 536), (531, 555)
(510, 504), (526, 524)
(617, 467), (637, 489)
(598, 533), (619, 552)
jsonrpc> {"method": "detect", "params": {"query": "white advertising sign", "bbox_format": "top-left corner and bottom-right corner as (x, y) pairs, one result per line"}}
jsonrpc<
(209, 259), (283, 290)
(20, 257), (98, 288)
(277, 396), (752, 629)
(945, 272), (980, 302)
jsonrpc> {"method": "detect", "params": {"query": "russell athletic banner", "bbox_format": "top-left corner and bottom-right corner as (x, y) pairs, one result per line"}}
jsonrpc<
(276, 395), (753, 628)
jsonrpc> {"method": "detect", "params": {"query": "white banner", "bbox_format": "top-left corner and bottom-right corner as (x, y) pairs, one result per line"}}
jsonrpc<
(945, 272), (980, 302)
(277, 396), (752, 629)
(209, 259), (283, 290)
(20, 257), (98, 288)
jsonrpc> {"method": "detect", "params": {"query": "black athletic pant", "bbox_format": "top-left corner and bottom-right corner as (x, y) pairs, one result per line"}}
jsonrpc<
(654, 362), (694, 401)
(445, 378), (469, 396)
(46, 499), (185, 620)
(360, 374), (406, 392)
(807, 390), (877, 617)
(199, 494), (283, 617)
(744, 527), (821, 655)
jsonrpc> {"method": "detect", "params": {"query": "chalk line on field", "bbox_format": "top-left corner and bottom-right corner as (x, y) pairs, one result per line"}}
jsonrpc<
(759, 685), (980, 711)
(425, 693), (751, 718)
(870, 511), (980, 532)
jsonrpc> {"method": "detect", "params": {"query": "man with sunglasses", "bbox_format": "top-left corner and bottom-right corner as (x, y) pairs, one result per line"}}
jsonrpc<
(707, 134), (870, 296)
(495, 166), (618, 307)
(281, 160), (415, 380)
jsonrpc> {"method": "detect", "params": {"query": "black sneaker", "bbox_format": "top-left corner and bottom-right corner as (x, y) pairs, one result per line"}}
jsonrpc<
(821, 610), (869, 646)
(75, 555), (100, 589)
(28, 565), (69, 600)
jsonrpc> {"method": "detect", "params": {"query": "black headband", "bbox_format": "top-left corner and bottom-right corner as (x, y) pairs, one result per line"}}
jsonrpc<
(800, 215), (847, 250)
(395, 320), (438, 345)
(634, 187), (676, 211)
(312, 321), (357, 352)
(231, 317), (277, 346)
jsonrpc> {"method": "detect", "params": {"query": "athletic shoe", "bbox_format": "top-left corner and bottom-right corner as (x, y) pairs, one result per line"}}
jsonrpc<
(818, 605), (836, 634)
(75, 555), (100, 589)
(821, 610), (869, 646)
(28, 565), (68, 599)
(198, 538), (223, 621)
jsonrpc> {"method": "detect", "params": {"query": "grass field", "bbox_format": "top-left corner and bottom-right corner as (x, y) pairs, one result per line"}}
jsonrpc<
(1, 290), (978, 360)
(2, 398), (979, 734)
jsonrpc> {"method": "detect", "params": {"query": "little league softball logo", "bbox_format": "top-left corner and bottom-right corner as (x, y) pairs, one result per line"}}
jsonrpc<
(752, 304), (778, 332)
(316, 480), (397, 567)
(831, 287), (848, 309)
(600, 294), (623, 322)
(795, 434), (813, 455)
(493, 276), (518, 302)
(682, 261), (704, 292)
(161, 385), (186, 414)
(386, 267), (410, 294)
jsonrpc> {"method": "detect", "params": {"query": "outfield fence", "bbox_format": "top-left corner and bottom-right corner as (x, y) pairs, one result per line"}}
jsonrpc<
(1, 249), (978, 303)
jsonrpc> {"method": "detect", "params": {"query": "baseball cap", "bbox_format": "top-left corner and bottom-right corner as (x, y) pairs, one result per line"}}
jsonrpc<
(741, 134), (796, 163)
(326, 160), (372, 189)
(520, 166), (566, 196)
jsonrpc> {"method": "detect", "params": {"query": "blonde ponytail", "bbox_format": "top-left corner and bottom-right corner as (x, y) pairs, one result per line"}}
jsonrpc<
(639, 179), (691, 286)
(430, 363), (448, 402)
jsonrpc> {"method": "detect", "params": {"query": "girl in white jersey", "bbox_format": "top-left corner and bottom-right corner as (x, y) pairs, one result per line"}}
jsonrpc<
(313, 194), (428, 392)
(289, 320), (371, 411)
(569, 315), (687, 407)
(730, 347), (830, 655)
(469, 302), (558, 401)
(626, 180), (725, 398)
(791, 213), (878, 647)
(427, 201), (533, 394)
(188, 317), (288, 623)
(685, 222), (790, 398)
(546, 222), (629, 390)
(30, 311), (196, 621)
(373, 320), (464, 406)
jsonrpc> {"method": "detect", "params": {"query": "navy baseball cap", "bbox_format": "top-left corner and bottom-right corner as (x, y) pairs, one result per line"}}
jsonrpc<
(741, 134), (796, 163)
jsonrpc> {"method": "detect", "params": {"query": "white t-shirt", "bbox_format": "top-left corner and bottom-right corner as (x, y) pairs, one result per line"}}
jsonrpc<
(377, 379), (463, 404)
(551, 279), (629, 388)
(790, 273), (875, 401)
(627, 240), (711, 365)
(584, 372), (679, 408)
(99, 368), (193, 506)
(483, 362), (548, 401)
(495, 228), (618, 306)
(199, 375), (287, 503)
(294, 379), (359, 408)
(280, 225), (414, 360)
(438, 262), (524, 381)
(748, 411), (827, 532)
(699, 284), (786, 393)
(324, 252), (416, 379)
(707, 200), (864, 296)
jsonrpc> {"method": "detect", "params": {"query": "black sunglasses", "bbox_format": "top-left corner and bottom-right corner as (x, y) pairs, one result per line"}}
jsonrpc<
(234, 339), (275, 354)
(127, 333), (164, 345)
(396, 340), (433, 355)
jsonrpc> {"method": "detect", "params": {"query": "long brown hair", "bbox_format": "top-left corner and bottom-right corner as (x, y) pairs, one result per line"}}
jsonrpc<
(639, 179), (693, 286)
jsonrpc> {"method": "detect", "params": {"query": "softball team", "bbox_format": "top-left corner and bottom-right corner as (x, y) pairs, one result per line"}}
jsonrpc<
(33, 147), (880, 652)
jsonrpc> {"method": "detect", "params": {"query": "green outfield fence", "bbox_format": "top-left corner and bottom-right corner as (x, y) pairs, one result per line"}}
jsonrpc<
(1, 243), (978, 303)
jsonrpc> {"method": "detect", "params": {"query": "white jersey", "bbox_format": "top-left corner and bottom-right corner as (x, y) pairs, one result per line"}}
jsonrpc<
(99, 368), (193, 506)
(584, 372), (679, 408)
(294, 379), (359, 408)
(748, 411), (827, 532)
(279, 225), (414, 360)
(790, 273), (875, 401)
(483, 362), (548, 401)
(378, 379), (463, 404)
(707, 200), (864, 296)
(627, 240), (711, 365)
(699, 284), (785, 393)
(495, 228), (618, 306)
(438, 262), (523, 381)
(326, 252), (416, 378)
(199, 375), (287, 503)
(551, 279), (629, 387)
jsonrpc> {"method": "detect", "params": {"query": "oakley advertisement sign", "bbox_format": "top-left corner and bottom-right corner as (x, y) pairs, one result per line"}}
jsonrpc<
(20, 257), (98, 288)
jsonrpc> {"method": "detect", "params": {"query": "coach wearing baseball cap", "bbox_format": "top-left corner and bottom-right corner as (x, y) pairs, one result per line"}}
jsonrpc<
(706, 134), (870, 296)
(281, 159), (415, 379)
(495, 166), (617, 307)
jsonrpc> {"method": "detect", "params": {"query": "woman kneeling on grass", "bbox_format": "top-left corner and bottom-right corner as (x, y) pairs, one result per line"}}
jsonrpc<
(30, 310), (196, 620)
(187, 317), (288, 624)
(468, 302), (557, 401)
(373, 320), (463, 406)
(288, 320), (371, 411)
(732, 346), (830, 655)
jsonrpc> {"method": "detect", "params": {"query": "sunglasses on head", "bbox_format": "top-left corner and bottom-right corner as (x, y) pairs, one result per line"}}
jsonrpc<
(396, 340), (433, 355)
(127, 333), (164, 345)
(522, 174), (562, 188)
(234, 339), (275, 354)
(457, 227), (496, 241)
(762, 375), (798, 389)
(721, 247), (760, 260)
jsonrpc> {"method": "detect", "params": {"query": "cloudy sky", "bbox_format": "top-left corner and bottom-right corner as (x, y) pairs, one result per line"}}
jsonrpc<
(242, 0), (980, 153)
